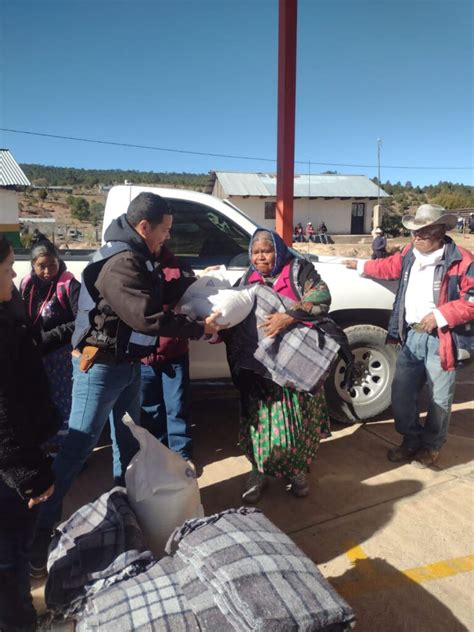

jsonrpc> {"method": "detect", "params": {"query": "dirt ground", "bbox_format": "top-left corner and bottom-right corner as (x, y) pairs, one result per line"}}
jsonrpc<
(294, 231), (474, 259)
(48, 230), (474, 254)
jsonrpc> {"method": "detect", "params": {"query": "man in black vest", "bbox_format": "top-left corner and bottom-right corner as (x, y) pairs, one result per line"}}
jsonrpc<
(30, 192), (222, 577)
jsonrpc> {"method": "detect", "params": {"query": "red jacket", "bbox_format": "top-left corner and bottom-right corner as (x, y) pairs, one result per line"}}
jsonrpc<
(142, 248), (196, 365)
(363, 238), (474, 370)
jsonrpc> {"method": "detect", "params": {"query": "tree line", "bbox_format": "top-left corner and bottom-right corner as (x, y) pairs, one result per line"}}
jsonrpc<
(20, 164), (472, 209)
(373, 179), (473, 210)
(20, 164), (209, 189)
(370, 178), (473, 234)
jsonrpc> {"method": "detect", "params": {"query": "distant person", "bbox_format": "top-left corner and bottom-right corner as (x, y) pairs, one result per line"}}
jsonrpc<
(469, 213), (474, 234)
(371, 227), (388, 259)
(30, 193), (225, 578)
(457, 216), (464, 232)
(293, 222), (305, 243)
(20, 241), (80, 456)
(306, 222), (316, 243)
(342, 204), (474, 468)
(0, 236), (58, 631)
(30, 228), (48, 245)
(317, 222), (329, 244)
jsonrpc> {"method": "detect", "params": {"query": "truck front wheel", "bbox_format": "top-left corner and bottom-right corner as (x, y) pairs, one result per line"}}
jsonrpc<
(325, 324), (398, 424)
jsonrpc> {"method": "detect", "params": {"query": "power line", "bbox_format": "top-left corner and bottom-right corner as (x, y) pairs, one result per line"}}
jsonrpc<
(0, 127), (472, 171)
(0, 127), (276, 163)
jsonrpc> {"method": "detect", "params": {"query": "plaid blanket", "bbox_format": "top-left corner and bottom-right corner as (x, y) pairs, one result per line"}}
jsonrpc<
(48, 499), (354, 631)
(170, 508), (355, 631)
(227, 284), (341, 394)
(76, 557), (199, 632)
(45, 487), (154, 617)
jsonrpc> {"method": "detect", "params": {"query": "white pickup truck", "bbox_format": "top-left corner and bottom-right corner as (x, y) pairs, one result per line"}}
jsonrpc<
(14, 185), (399, 423)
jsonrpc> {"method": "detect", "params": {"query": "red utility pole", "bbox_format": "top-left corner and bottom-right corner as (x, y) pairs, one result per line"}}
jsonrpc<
(275, 0), (297, 245)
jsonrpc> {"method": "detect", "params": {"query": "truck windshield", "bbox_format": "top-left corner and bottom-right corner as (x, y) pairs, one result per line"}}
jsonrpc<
(166, 199), (250, 268)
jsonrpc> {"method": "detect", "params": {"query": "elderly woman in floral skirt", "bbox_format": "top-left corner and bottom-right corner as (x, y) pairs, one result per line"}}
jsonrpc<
(228, 229), (332, 503)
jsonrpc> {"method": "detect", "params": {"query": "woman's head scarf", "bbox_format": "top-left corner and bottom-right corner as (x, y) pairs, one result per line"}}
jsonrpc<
(249, 228), (292, 276)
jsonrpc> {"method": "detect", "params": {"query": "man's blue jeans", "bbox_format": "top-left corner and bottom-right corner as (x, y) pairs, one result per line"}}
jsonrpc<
(391, 329), (457, 451)
(140, 354), (192, 460)
(37, 356), (141, 530)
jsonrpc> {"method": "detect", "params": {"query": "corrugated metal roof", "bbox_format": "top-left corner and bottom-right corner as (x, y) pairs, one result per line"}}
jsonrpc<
(214, 172), (388, 198)
(0, 149), (30, 186)
(216, 172), (270, 196)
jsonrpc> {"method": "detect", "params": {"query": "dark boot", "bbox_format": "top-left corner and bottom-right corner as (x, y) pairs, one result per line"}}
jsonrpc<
(387, 444), (419, 463)
(411, 448), (440, 468)
(0, 569), (37, 632)
(29, 528), (52, 579)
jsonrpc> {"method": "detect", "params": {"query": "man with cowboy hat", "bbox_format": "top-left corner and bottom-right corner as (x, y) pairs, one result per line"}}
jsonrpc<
(342, 204), (474, 467)
(371, 226), (388, 259)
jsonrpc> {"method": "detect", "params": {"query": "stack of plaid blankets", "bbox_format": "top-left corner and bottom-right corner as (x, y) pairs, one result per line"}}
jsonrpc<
(225, 284), (343, 395)
(46, 489), (355, 631)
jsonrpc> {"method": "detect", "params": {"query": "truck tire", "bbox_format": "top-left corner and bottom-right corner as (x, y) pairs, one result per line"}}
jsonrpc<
(325, 324), (398, 424)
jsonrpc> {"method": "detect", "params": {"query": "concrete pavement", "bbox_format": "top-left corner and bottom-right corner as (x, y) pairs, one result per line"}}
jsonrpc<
(34, 366), (474, 630)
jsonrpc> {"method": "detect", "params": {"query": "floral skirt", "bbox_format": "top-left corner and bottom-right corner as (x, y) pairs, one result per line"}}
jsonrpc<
(43, 345), (73, 450)
(239, 375), (330, 478)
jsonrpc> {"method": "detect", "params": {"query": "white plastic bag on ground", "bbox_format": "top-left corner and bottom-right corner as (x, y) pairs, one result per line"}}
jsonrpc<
(124, 417), (203, 558)
(176, 271), (257, 328)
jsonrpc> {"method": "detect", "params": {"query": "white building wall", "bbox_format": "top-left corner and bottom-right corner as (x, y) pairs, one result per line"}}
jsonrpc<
(226, 196), (377, 234)
(228, 197), (270, 228)
(295, 198), (351, 233)
(0, 189), (20, 228)
(212, 180), (226, 199)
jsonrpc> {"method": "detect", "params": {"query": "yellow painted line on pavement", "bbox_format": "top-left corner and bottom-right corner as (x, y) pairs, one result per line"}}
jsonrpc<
(336, 543), (474, 599)
(344, 541), (378, 578)
(345, 543), (369, 562)
(404, 555), (474, 583)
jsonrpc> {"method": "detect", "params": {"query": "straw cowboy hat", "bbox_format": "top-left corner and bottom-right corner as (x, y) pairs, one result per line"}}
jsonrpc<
(402, 204), (457, 231)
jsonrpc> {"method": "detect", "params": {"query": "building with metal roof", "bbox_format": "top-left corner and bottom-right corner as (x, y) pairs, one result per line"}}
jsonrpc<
(0, 149), (30, 246)
(0, 149), (30, 187)
(207, 171), (389, 235)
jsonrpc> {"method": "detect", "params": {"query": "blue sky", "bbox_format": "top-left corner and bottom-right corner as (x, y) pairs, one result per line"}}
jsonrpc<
(1, 0), (472, 186)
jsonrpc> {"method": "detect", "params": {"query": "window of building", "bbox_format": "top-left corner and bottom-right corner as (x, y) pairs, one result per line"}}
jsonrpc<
(351, 202), (365, 216)
(264, 201), (276, 220)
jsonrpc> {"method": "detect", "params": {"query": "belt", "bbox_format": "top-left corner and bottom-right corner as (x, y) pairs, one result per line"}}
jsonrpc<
(72, 348), (139, 365)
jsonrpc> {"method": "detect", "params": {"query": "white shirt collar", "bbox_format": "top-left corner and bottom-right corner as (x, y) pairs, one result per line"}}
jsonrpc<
(412, 245), (445, 268)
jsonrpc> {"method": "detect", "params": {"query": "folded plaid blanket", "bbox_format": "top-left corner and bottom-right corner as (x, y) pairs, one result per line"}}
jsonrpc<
(227, 285), (341, 394)
(76, 549), (226, 631)
(76, 557), (199, 632)
(172, 555), (229, 630)
(45, 487), (154, 617)
(48, 499), (354, 631)
(171, 508), (355, 631)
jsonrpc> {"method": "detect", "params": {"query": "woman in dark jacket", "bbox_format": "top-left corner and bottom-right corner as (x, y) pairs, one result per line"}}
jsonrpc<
(20, 241), (80, 453)
(0, 236), (58, 631)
